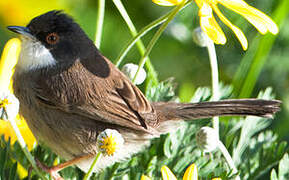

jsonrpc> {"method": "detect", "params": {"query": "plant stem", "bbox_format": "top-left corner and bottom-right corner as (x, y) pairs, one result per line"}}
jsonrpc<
(112, 0), (158, 85)
(114, 1), (191, 68)
(218, 141), (240, 180)
(113, 1), (192, 85)
(206, 39), (220, 137)
(114, 12), (167, 66)
(206, 32), (239, 180)
(132, 0), (187, 84)
(83, 152), (101, 180)
(114, 17), (165, 85)
(8, 118), (47, 180)
(95, 0), (105, 48)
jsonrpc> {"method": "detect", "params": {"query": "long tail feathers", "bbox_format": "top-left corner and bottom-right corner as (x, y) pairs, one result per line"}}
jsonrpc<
(154, 99), (281, 121)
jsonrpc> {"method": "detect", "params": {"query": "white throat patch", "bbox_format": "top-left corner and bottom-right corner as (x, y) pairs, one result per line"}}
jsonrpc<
(16, 37), (56, 73)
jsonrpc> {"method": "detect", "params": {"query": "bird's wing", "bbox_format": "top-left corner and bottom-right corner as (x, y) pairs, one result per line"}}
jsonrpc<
(34, 58), (158, 133)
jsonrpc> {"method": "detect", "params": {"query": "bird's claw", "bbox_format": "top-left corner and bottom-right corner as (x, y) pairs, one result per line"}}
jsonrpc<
(35, 159), (64, 180)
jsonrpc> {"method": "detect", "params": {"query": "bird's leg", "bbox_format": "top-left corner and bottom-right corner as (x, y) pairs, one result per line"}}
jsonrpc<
(35, 154), (93, 180)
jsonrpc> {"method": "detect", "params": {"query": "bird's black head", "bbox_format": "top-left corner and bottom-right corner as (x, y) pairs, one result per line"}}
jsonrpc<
(7, 10), (97, 65)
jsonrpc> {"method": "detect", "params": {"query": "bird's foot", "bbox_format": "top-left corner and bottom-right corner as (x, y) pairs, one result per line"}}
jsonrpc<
(33, 155), (92, 179)
(35, 159), (64, 180)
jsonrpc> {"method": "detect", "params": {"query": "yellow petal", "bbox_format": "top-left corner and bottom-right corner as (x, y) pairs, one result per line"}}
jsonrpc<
(0, 120), (17, 143)
(17, 162), (28, 179)
(212, 178), (222, 180)
(161, 166), (177, 180)
(212, 4), (248, 50)
(141, 175), (152, 180)
(199, 3), (226, 45)
(0, 38), (21, 92)
(244, 5), (278, 34)
(16, 116), (37, 150)
(194, 0), (204, 7)
(183, 163), (198, 180)
(152, 0), (183, 6)
(218, 0), (278, 35)
(0, 116), (36, 151)
(0, 0), (70, 26)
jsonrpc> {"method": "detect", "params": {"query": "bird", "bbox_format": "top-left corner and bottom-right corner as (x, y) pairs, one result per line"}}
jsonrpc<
(7, 10), (280, 179)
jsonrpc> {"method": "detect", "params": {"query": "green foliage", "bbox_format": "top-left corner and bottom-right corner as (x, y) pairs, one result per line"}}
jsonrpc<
(270, 153), (289, 180)
(0, 82), (287, 179)
(146, 78), (176, 102)
(0, 137), (19, 180)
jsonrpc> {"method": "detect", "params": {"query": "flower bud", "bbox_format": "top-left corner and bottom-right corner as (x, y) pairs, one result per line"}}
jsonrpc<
(161, 166), (177, 180)
(196, 126), (219, 152)
(97, 129), (124, 156)
(121, 63), (146, 85)
(183, 163), (198, 180)
(0, 91), (19, 121)
(192, 27), (211, 47)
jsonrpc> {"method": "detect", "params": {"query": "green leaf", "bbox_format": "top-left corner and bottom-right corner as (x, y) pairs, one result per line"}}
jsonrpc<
(233, 88), (275, 166)
(235, 0), (289, 98)
(8, 163), (17, 180)
(190, 87), (211, 103)
(271, 169), (278, 180)
(279, 153), (289, 180)
(163, 134), (172, 158)
(146, 78), (176, 102)
(0, 138), (9, 180)
(146, 156), (157, 176)
(238, 130), (288, 179)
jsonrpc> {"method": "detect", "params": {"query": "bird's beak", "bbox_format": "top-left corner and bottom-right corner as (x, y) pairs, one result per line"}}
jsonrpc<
(7, 26), (34, 39)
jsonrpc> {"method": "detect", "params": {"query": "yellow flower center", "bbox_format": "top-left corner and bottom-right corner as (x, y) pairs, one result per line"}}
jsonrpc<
(0, 98), (11, 109)
(99, 135), (118, 156)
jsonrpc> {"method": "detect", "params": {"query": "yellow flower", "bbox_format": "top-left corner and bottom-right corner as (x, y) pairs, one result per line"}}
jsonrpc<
(183, 163), (198, 180)
(0, 38), (36, 151)
(0, 98), (11, 119)
(161, 166), (177, 180)
(97, 129), (124, 156)
(100, 135), (118, 155)
(159, 163), (220, 180)
(152, 0), (278, 50)
(0, 99), (10, 108)
(0, 91), (19, 120)
(0, 115), (36, 150)
(141, 175), (152, 180)
(0, 0), (70, 26)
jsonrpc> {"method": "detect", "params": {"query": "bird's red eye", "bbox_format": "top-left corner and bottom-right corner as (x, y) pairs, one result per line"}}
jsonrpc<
(46, 32), (59, 45)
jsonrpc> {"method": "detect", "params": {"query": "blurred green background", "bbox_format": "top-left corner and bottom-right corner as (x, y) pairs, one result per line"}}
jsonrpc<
(0, 0), (288, 142)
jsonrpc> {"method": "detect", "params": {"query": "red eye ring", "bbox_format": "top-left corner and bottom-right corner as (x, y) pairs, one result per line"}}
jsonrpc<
(46, 32), (59, 45)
